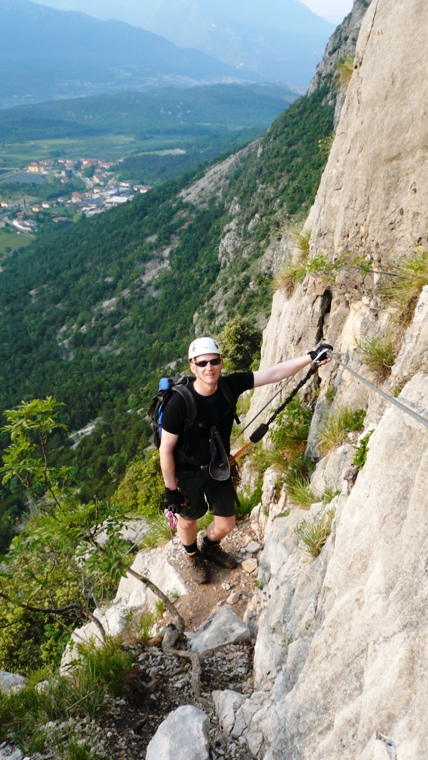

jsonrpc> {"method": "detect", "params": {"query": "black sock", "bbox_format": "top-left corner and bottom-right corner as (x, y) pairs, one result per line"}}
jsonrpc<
(203, 535), (220, 548)
(183, 541), (198, 555)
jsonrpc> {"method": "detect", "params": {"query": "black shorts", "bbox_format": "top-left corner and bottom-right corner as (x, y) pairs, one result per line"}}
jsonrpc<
(176, 468), (238, 521)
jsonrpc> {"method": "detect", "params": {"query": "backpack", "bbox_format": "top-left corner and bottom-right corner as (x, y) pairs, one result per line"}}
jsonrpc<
(148, 375), (240, 450)
(149, 376), (196, 449)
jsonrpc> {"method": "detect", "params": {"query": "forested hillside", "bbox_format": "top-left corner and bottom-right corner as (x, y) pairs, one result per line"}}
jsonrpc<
(0, 83), (334, 549)
(0, 85), (296, 142)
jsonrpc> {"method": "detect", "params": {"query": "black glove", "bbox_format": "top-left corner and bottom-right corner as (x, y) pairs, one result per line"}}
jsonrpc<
(164, 487), (186, 515)
(308, 341), (333, 367)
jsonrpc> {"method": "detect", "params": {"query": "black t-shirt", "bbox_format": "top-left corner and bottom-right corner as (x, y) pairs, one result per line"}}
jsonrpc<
(162, 372), (254, 465)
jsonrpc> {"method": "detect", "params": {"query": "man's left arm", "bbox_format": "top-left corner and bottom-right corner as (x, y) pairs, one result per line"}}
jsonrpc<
(253, 354), (312, 387)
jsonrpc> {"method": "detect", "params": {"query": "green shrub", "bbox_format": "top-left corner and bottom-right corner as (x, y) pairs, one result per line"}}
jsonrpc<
(335, 56), (355, 89)
(325, 386), (337, 403)
(141, 517), (172, 549)
(295, 227), (312, 258)
(355, 334), (396, 380)
(275, 249), (375, 295)
(381, 247), (428, 325)
(295, 508), (335, 558)
(274, 228), (311, 295)
(245, 400), (315, 509)
(236, 484), (262, 517)
(73, 636), (133, 700)
(321, 487), (341, 504)
(0, 638), (131, 749)
(65, 739), (106, 760)
(274, 256), (308, 296)
(353, 429), (374, 470)
(270, 397), (313, 457)
(136, 612), (156, 644)
(36, 638), (132, 722)
(217, 316), (262, 372)
(286, 475), (315, 508)
(112, 450), (164, 520)
(317, 407), (366, 456)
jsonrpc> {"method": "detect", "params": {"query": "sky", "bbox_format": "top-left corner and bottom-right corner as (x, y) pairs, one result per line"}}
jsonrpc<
(301, 0), (354, 23)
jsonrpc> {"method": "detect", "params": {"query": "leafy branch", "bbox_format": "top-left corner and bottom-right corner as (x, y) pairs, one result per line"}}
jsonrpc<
(0, 397), (184, 673)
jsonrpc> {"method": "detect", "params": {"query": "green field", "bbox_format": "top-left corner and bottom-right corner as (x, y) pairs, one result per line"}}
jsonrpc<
(0, 134), (232, 170)
(0, 135), (158, 167)
(0, 227), (33, 258)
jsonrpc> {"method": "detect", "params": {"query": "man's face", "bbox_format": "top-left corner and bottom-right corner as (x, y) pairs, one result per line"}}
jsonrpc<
(190, 353), (223, 387)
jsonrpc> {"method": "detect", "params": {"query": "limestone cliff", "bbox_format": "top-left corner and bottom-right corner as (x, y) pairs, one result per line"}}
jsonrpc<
(230, 1), (428, 757)
(308, 0), (373, 126)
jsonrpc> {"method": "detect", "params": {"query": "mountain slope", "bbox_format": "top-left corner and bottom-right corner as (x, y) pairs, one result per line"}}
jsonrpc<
(0, 0), (258, 108)
(29, 0), (335, 87)
(0, 85), (334, 548)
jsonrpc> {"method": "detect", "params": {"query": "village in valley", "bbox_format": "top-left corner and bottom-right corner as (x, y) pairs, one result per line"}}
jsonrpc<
(0, 156), (152, 238)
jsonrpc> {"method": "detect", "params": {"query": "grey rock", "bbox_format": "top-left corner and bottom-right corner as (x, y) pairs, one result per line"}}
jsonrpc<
(0, 747), (23, 760)
(190, 606), (251, 654)
(146, 705), (210, 760)
(212, 689), (246, 735)
(0, 671), (26, 695)
(245, 541), (262, 554)
(241, 559), (258, 574)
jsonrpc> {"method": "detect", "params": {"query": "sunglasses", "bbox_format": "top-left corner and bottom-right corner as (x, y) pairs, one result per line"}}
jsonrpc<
(193, 357), (222, 367)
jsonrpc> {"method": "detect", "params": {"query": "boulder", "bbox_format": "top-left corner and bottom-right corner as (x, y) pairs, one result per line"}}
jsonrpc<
(146, 704), (210, 760)
(189, 605), (251, 654)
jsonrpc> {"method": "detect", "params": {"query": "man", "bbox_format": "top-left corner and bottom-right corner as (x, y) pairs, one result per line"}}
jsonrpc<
(159, 336), (332, 583)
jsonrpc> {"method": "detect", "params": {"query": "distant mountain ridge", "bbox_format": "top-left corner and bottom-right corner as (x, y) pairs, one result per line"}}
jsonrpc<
(0, 0), (260, 108)
(30, 0), (336, 87)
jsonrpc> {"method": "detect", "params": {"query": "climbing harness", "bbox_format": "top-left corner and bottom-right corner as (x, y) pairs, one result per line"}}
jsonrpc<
(331, 352), (428, 431)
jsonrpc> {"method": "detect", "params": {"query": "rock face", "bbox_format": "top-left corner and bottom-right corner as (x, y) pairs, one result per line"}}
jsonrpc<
(248, 0), (428, 426)
(221, 375), (428, 759)
(307, 0), (428, 261)
(308, 0), (372, 126)
(228, 0), (428, 757)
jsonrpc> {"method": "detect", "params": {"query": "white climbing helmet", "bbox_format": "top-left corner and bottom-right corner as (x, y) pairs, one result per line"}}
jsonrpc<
(188, 336), (221, 360)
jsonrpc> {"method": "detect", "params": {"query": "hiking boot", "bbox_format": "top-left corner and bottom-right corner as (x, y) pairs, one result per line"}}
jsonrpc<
(186, 550), (209, 584)
(200, 541), (237, 569)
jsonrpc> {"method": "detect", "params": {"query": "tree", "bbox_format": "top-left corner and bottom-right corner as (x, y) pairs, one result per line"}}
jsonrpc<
(112, 450), (164, 519)
(0, 397), (183, 674)
(0, 398), (129, 671)
(218, 316), (262, 373)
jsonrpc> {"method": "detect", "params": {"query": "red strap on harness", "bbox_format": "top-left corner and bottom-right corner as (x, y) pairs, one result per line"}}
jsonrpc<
(167, 511), (178, 542)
